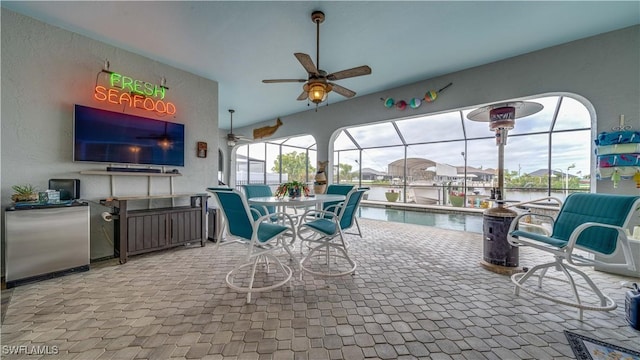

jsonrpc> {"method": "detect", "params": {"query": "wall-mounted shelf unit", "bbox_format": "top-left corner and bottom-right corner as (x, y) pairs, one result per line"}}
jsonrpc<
(80, 170), (182, 177)
(80, 170), (182, 197)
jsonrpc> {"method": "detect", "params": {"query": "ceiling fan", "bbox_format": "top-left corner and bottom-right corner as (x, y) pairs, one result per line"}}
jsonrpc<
(136, 122), (174, 149)
(226, 109), (251, 146)
(262, 11), (371, 107)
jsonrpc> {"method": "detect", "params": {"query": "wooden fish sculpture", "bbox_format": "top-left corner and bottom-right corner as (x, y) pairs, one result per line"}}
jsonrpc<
(253, 118), (283, 139)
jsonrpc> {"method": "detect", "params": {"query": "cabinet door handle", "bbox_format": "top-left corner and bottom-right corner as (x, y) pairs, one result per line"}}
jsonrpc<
(165, 218), (168, 239)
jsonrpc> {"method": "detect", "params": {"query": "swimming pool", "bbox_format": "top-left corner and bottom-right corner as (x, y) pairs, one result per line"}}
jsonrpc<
(357, 206), (483, 233)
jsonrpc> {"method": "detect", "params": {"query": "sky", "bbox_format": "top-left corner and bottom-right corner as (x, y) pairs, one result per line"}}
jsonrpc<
(239, 95), (592, 178)
(333, 95), (591, 176)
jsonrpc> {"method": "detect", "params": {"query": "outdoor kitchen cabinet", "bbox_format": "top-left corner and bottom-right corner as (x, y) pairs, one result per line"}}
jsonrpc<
(102, 194), (207, 264)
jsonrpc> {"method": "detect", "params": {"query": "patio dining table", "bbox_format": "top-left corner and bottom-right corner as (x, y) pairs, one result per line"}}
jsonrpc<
(247, 194), (346, 209)
(248, 194), (348, 260)
(248, 194), (346, 238)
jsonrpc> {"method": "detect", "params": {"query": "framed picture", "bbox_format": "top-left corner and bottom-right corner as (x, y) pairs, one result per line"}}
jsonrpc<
(197, 141), (207, 158)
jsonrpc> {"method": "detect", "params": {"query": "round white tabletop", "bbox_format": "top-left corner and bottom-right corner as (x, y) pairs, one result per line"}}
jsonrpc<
(248, 194), (345, 207)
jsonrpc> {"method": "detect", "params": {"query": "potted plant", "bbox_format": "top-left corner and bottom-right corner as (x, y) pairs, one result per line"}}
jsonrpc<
(275, 180), (310, 198)
(385, 189), (399, 202)
(11, 184), (38, 203)
(449, 190), (465, 207)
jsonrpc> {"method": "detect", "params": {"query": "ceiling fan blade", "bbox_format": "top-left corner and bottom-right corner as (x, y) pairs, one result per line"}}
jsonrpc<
(296, 91), (308, 101)
(326, 65), (372, 81)
(262, 79), (307, 83)
(330, 83), (356, 98)
(228, 133), (251, 141)
(294, 53), (318, 75)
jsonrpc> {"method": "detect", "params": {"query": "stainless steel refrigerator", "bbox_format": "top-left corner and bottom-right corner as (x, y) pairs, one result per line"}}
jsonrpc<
(5, 203), (90, 287)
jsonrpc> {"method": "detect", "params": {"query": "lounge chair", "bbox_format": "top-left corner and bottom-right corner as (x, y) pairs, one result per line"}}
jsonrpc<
(508, 193), (640, 319)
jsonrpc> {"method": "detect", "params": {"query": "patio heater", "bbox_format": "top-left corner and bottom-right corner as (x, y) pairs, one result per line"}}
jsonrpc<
(467, 101), (543, 274)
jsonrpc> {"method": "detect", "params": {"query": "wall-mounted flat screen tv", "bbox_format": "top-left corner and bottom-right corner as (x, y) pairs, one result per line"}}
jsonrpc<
(74, 105), (185, 167)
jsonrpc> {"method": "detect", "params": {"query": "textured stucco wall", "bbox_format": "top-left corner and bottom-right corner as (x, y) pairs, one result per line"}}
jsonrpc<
(1, 9), (219, 263)
(1, 9), (638, 273)
(233, 25), (639, 195)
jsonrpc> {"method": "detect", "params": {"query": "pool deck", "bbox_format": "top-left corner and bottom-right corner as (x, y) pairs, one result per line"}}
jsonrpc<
(2, 218), (637, 359)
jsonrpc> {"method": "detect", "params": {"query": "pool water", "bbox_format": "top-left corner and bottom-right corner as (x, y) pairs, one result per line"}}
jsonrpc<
(357, 206), (483, 233)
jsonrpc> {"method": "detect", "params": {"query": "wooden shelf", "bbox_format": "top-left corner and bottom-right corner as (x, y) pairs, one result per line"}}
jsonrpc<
(80, 170), (181, 177)
(105, 193), (208, 202)
(80, 170), (182, 197)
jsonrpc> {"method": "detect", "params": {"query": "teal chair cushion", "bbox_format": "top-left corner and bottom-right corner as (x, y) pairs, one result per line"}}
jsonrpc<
(323, 184), (355, 215)
(211, 189), (292, 244)
(338, 189), (366, 230)
(510, 193), (640, 255)
(304, 189), (367, 236)
(305, 218), (337, 236)
(257, 222), (289, 243)
(552, 193), (639, 255)
(243, 184), (276, 220)
(511, 230), (568, 248)
(214, 190), (253, 240)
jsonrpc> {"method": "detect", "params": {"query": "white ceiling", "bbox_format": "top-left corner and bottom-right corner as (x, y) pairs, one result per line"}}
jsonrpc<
(3, 1), (639, 130)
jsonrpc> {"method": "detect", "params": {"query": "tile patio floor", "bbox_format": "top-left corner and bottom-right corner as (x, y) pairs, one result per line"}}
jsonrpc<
(1, 218), (639, 359)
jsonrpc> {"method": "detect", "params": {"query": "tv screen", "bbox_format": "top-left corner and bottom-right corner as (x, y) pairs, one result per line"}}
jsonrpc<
(74, 105), (185, 167)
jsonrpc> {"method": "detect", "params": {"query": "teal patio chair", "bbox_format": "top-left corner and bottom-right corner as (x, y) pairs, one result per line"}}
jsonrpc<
(297, 188), (367, 277)
(242, 184), (276, 220)
(320, 184), (366, 237)
(354, 186), (370, 236)
(508, 193), (640, 319)
(208, 188), (297, 303)
(323, 184), (355, 212)
(244, 183), (309, 223)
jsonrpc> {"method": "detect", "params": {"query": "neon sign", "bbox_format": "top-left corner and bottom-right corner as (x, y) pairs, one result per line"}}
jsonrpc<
(94, 73), (176, 115)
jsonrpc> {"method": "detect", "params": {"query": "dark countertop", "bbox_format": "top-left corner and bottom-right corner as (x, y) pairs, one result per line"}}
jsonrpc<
(6, 200), (88, 211)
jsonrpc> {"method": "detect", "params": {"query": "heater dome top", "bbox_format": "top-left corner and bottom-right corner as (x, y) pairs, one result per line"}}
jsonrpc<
(467, 101), (543, 122)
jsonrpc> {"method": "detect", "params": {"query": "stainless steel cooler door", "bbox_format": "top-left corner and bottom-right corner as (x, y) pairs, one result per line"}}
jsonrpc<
(5, 206), (90, 282)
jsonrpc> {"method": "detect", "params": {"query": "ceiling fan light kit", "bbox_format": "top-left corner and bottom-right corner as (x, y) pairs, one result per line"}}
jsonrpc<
(262, 11), (371, 109)
(305, 82), (332, 104)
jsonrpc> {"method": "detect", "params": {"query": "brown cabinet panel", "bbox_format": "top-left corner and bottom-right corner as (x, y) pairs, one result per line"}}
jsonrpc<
(170, 209), (202, 245)
(151, 215), (167, 248)
(105, 194), (207, 264)
(127, 213), (168, 254)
